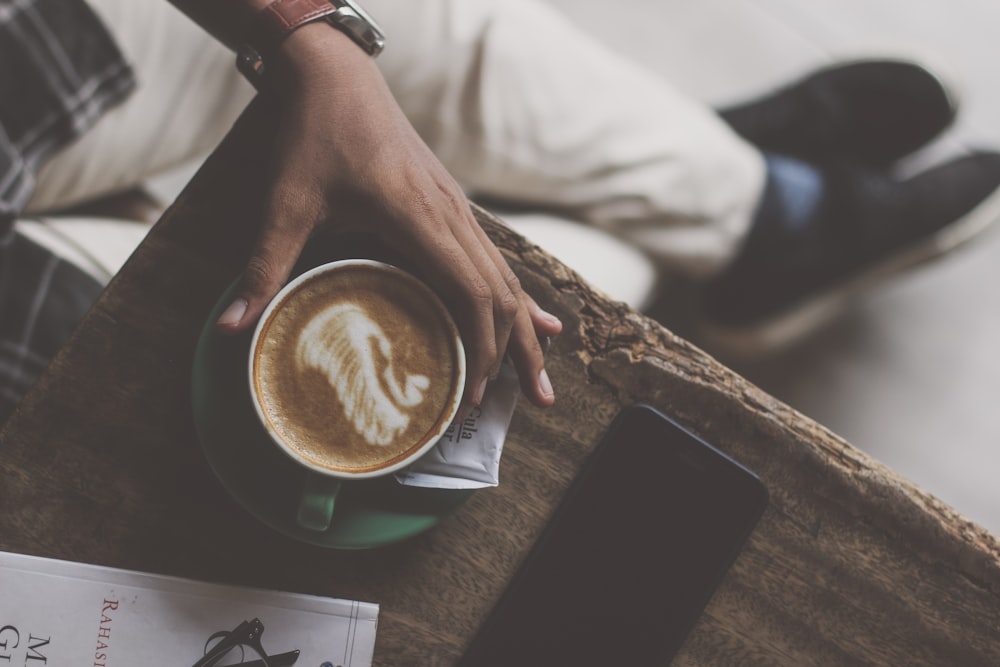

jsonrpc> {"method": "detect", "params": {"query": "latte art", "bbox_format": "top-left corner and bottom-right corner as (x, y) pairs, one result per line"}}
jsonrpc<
(296, 303), (431, 447)
(250, 262), (464, 476)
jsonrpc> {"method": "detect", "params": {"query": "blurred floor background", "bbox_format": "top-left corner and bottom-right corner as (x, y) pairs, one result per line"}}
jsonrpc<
(544, 0), (1000, 534)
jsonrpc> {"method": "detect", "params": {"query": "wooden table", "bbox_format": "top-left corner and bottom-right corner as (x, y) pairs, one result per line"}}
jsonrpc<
(3, 98), (1000, 666)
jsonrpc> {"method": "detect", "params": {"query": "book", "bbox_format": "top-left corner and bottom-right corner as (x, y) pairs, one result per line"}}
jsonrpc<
(0, 550), (378, 666)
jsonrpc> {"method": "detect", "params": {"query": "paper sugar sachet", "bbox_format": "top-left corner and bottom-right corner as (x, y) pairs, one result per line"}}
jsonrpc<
(394, 361), (519, 489)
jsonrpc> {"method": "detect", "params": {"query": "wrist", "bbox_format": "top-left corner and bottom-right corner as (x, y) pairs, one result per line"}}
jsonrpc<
(270, 21), (372, 90)
(236, 0), (385, 89)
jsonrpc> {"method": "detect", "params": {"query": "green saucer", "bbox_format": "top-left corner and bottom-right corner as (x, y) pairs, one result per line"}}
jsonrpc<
(190, 281), (473, 549)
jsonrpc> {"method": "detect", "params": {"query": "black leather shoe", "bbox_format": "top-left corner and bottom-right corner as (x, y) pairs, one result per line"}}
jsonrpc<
(718, 59), (958, 166)
(698, 151), (1000, 356)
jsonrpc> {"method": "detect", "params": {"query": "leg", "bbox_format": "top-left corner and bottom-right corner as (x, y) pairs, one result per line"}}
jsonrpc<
(0, 227), (104, 422)
(5, 0), (252, 424)
(368, 0), (766, 278)
(25, 0), (254, 214)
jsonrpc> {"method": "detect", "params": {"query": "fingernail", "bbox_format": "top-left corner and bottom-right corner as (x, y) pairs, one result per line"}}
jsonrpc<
(538, 368), (553, 399)
(541, 309), (561, 325)
(218, 298), (248, 327)
(473, 377), (489, 405)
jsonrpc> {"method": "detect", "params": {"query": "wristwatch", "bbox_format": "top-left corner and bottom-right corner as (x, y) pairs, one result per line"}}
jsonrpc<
(237, 0), (385, 87)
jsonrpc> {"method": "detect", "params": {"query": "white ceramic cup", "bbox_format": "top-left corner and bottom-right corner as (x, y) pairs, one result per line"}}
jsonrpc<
(247, 259), (466, 530)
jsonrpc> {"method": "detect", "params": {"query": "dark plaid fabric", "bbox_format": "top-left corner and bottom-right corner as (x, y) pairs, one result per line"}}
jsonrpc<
(0, 0), (134, 423)
(0, 227), (103, 422)
(0, 0), (135, 229)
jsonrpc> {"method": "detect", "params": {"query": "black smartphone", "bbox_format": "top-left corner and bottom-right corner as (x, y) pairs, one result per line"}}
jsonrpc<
(458, 403), (768, 666)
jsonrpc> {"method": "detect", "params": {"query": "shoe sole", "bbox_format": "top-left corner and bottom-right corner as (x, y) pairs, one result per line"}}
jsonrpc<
(697, 180), (1000, 361)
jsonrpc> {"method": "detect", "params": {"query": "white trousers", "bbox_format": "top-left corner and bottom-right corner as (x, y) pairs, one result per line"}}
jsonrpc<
(23, 0), (765, 304)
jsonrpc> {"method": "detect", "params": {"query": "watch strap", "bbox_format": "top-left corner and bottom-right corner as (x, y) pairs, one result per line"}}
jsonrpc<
(248, 0), (338, 56)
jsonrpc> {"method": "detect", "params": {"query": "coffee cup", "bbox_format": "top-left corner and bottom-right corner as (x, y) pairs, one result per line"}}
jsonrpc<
(248, 259), (466, 531)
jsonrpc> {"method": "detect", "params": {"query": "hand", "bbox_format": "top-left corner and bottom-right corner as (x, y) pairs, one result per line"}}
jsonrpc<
(215, 24), (562, 409)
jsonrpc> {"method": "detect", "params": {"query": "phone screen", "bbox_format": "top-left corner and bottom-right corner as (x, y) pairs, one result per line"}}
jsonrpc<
(459, 404), (768, 666)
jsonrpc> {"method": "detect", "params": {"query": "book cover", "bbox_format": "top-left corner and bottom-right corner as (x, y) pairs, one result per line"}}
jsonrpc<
(0, 551), (378, 666)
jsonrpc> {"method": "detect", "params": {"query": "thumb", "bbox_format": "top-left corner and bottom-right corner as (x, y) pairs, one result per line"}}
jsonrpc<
(215, 187), (319, 335)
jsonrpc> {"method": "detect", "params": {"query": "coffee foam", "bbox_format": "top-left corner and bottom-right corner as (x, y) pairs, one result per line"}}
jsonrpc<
(297, 302), (431, 447)
(253, 265), (462, 474)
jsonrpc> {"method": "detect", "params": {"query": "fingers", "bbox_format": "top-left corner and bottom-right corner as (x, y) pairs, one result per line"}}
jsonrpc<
(463, 213), (562, 408)
(447, 204), (523, 402)
(508, 294), (563, 407)
(396, 214), (508, 414)
(528, 297), (564, 339)
(396, 181), (562, 411)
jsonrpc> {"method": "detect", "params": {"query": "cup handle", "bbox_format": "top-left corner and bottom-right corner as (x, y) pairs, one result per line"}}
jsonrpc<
(297, 472), (342, 532)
